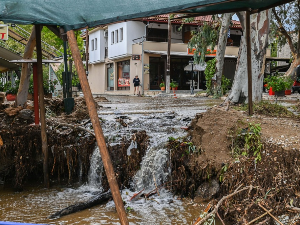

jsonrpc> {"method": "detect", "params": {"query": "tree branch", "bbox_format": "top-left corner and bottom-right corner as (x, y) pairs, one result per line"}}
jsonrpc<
(195, 186), (256, 225)
(272, 7), (297, 59)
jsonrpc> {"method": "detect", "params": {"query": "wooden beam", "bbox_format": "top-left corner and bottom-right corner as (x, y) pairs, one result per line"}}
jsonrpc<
(66, 30), (129, 225)
(35, 24), (50, 188)
(246, 10), (253, 115)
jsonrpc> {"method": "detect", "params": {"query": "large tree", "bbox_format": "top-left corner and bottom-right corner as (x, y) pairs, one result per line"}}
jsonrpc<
(227, 10), (271, 103)
(271, 0), (300, 77)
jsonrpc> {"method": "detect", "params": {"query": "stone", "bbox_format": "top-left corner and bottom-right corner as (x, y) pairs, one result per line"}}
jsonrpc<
(194, 179), (220, 202)
(18, 109), (33, 120)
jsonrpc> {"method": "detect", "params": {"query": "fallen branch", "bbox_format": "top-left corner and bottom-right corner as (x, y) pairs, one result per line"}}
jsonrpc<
(193, 203), (212, 225)
(48, 190), (111, 219)
(195, 186), (256, 225)
(258, 203), (283, 225)
(246, 209), (273, 225)
(286, 205), (300, 212)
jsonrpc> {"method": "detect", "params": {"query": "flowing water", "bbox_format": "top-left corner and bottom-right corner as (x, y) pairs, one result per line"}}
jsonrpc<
(0, 95), (222, 224)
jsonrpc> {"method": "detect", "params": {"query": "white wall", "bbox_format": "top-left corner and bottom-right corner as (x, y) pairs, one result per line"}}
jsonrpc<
(108, 21), (145, 59)
(89, 30), (106, 63)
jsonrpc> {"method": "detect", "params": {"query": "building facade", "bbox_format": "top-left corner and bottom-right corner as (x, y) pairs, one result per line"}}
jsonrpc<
(87, 17), (270, 95)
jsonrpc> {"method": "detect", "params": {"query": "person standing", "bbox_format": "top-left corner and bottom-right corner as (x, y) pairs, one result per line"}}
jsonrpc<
(133, 75), (140, 95)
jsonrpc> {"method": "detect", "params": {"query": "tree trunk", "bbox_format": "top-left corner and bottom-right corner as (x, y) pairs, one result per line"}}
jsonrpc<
(216, 13), (233, 87)
(227, 10), (270, 104)
(15, 26), (37, 107)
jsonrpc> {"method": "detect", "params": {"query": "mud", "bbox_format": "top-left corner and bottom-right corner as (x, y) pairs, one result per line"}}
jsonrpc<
(0, 97), (149, 192)
(168, 105), (300, 224)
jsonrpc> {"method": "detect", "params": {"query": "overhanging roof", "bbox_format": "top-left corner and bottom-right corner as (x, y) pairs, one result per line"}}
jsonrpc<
(0, 46), (22, 72)
(144, 50), (237, 58)
(0, 0), (293, 31)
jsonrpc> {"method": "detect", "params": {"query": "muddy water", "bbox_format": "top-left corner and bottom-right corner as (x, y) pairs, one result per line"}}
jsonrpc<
(0, 95), (222, 224)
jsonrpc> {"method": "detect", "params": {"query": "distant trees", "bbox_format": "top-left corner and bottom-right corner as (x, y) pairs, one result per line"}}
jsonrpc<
(271, 0), (300, 77)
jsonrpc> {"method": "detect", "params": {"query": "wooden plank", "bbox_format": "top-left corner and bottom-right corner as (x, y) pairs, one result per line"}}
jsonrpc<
(66, 30), (129, 225)
(35, 24), (49, 188)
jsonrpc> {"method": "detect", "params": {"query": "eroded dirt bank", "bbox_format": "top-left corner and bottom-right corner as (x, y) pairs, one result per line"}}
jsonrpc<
(168, 106), (300, 224)
(0, 97), (149, 191)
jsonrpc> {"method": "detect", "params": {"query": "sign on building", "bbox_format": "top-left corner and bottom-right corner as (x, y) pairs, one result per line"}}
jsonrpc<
(132, 55), (140, 60)
(0, 24), (8, 40)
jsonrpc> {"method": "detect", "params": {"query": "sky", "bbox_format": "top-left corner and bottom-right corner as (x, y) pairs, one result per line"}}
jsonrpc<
(232, 14), (239, 21)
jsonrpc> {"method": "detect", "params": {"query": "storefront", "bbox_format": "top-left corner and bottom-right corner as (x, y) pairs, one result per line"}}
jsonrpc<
(117, 60), (130, 90)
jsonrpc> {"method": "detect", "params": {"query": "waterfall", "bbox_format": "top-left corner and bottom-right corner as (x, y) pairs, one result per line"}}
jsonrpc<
(88, 146), (104, 191)
(133, 143), (170, 191)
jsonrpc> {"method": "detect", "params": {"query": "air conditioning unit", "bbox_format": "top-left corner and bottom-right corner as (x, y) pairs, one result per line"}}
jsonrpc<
(103, 30), (108, 38)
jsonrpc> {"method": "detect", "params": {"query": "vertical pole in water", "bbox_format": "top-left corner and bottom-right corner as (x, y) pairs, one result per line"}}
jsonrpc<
(246, 10), (253, 116)
(67, 30), (129, 225)
(32, 63), (39, 125)
(35, 25), (49, 188)
(166, 15), (171, 94)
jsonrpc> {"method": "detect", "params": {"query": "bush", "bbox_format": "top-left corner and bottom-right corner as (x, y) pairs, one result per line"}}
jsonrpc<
(265, 75), (293, 92)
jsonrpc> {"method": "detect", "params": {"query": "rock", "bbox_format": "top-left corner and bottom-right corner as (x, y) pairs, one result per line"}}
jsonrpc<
(199, 93), (208, 97)
(18, 109), (33, 120)
(194, 179), (220, 202)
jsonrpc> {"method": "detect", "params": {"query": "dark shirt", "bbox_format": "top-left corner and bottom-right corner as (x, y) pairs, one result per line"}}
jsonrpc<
(133, 78), (140, 86)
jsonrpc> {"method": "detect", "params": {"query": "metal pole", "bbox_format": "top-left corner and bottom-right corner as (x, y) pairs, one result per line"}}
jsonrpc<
(63, 41), (68, 99)
(246, 10), (253, 115)
(67, 30), (129, 225)
(166, 15), (171, 94)
(35, 24), (49, 188)
(191, 64), (194, 95)
(33, 63), (39, 125)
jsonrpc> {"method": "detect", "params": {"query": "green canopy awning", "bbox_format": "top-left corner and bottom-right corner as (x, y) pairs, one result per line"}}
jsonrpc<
(0, 0), (291, 31)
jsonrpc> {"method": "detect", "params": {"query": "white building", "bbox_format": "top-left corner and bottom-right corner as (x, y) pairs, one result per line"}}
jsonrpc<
(86, 16), (268, 95)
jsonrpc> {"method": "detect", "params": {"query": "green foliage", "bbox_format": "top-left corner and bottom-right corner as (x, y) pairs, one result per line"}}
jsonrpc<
(5, 80), (19, 95)
(170, 79), (178, 88)
(271, 2), (300, 53)
(204, 58), (216, 95)
(234, 101), (296, 118)
(188, 22), (219, 64)
(264, 74), (293, 92)
(219, 164), (228, 182)
(221, 75), (231, 95)
(232, 123), (263, 162)
(159, 82), (165, 88)
(168, 137), (176, 142)
(56, 63), (83, 87)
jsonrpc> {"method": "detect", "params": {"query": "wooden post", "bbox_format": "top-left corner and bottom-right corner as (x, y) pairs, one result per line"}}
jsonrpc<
(66, 30), (129, 225)
(166, 15), (171, 94)
(35, 25), (49, 188)
(246, 10), (253, 115)
(32, 63), (39, 125)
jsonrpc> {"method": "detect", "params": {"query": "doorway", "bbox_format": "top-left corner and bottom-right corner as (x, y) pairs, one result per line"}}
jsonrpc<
(107, 63), (114, 91)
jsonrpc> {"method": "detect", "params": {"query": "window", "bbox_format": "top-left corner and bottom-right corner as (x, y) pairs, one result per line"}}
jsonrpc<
(111, 31), (114, 44)
(120, 28), (123, 42)
(95, 38), (97, 50)
(115, 30), (118, 43)
(91, 39), (94, 51)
